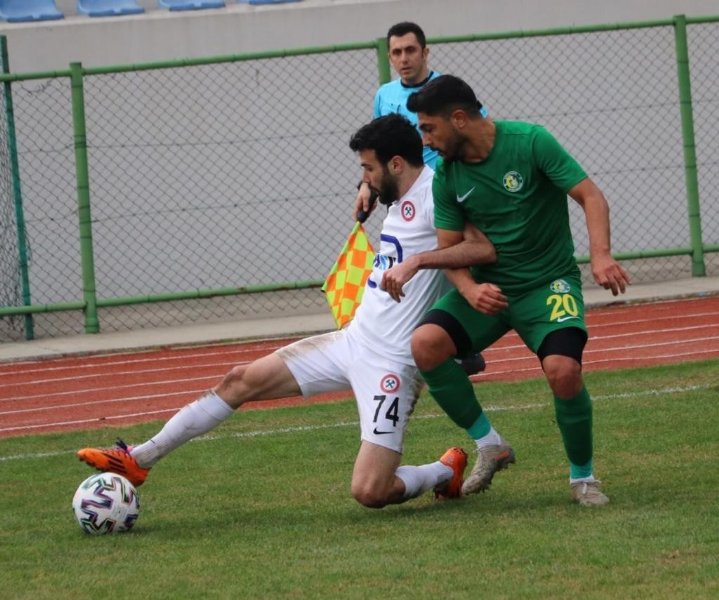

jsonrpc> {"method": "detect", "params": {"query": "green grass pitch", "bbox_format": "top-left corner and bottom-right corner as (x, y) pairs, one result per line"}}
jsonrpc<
(1, 360), (718, 599)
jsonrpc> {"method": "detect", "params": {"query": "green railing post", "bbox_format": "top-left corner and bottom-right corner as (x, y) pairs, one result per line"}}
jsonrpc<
(673, 14), (705, 277)
(69, 62), (99, 333)
(1, 36), (34, 339)
(376, 37), (391, 85)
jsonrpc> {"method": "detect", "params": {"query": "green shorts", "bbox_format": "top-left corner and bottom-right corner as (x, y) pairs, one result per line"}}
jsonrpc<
(429, 274), (587, 355)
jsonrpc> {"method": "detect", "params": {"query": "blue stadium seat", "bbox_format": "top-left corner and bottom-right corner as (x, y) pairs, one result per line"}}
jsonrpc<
(76, 0), (144, 17)
(158, 0), (225, 10)
(247, 0), (302, 4)
(0, 0), (64, 22)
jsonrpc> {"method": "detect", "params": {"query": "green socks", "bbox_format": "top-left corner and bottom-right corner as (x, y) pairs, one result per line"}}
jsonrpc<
(466, 411), (492, 439)
(423, 360), (596, 479)
(554, 386), (593, 478)
(420, 358), (483, 430)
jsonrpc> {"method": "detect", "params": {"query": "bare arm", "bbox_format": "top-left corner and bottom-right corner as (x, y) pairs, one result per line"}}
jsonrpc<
(381, 223), (506, 315)
(380, 224), (492, 300)
(407, 223), (495, 270)
(440, 227), (508, 314)
(569, 178), (631, 296)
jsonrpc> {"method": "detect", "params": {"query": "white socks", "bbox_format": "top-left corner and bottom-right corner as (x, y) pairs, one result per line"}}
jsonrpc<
(474, 426), (502, 449)
(570, 475), (597, 484)
(131, 391), (235, 468)
(395, 462), (453, 499)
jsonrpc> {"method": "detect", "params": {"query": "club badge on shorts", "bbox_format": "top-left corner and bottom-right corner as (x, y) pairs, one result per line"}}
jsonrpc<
(380, 374), (400, 393)
(550, 279), (571, 293)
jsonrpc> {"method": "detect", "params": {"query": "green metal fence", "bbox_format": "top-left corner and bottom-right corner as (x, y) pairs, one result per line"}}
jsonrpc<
(0, 14), (717, 342)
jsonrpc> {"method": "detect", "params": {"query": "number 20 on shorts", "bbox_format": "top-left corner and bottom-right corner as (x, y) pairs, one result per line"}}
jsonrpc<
(547, 293), (579, 322)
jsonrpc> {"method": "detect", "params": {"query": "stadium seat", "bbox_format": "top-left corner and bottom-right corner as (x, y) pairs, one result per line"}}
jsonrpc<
(76, 0), (144, 17)
(247, 0), (302, 4)
(0, 0), (64, 22)
(158, 0), (225, 10)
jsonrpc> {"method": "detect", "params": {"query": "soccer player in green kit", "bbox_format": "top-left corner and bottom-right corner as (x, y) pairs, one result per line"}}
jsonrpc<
(381, 74), (631, 506)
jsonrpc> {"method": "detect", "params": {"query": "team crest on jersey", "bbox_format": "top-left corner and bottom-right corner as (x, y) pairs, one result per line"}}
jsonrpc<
(502, 171), (524, 192)
(380, 374), (401, 393)
(550, 279), (571, 293)
(400, 200), (416, 221)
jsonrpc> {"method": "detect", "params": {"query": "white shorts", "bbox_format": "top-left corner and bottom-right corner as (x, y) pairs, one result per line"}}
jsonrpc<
(275, 329), (423, 453)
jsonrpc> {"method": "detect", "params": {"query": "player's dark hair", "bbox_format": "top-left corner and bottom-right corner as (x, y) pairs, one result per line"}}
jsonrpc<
(349, 114), (424, 168)
(386, 21), (427, 48)
(407, 74), (484, 117)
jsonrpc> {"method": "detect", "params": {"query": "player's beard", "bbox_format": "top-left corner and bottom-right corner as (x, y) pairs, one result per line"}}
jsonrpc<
(435, 132), (466, 163)
(373, 166), (400, 206)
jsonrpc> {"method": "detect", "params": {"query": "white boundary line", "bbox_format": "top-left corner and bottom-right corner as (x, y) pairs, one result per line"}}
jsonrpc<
(3, 344), (718, 418)
(3, 335), (718, 404)
(0, 382), (709, 463)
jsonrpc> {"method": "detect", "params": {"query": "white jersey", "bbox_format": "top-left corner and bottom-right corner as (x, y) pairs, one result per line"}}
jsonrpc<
(277, 166), (446, 452)
(347, 166), (447, 365)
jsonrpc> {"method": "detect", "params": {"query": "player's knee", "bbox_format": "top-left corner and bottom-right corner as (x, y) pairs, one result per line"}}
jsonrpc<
(411, 325), (454, 372)
(538, 328), (586, 398)
(351, 482), (390, 509)
(215, 364), (249, 408)
(542, 356), (583, 399)
(351, 474), (393, 508)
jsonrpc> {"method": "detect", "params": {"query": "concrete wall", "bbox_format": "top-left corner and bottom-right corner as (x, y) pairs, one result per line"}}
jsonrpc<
(1, 0), (718, 72)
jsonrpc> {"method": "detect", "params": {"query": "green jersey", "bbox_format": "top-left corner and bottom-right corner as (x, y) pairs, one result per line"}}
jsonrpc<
(433, 120), (587, 294)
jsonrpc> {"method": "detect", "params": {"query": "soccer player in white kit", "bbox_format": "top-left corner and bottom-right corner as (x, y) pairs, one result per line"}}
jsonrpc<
(77, 115), (496, 509)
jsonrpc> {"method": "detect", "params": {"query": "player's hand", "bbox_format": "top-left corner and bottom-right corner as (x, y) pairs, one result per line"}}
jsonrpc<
(459, 282), (507, 315)
(591, 255), (631, 296)
(354, 182), (375, 222)
(381, 258), (419, 302)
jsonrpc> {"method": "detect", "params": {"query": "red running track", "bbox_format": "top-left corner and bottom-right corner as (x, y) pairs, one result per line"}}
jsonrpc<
(1, 296), (718, 439)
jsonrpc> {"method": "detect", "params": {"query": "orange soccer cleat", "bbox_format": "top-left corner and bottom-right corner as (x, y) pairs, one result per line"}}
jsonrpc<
(77, 439), (151, 487)
(434, 446), (468, 500)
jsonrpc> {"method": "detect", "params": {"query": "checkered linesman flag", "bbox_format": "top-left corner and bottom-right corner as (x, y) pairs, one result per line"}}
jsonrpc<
(322, 222), (375, 329)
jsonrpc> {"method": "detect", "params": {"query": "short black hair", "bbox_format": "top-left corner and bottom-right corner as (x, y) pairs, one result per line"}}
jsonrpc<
(386, 21), (427, 48)
(349, 114), (424, 168)
(407, 74), (484, 117)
